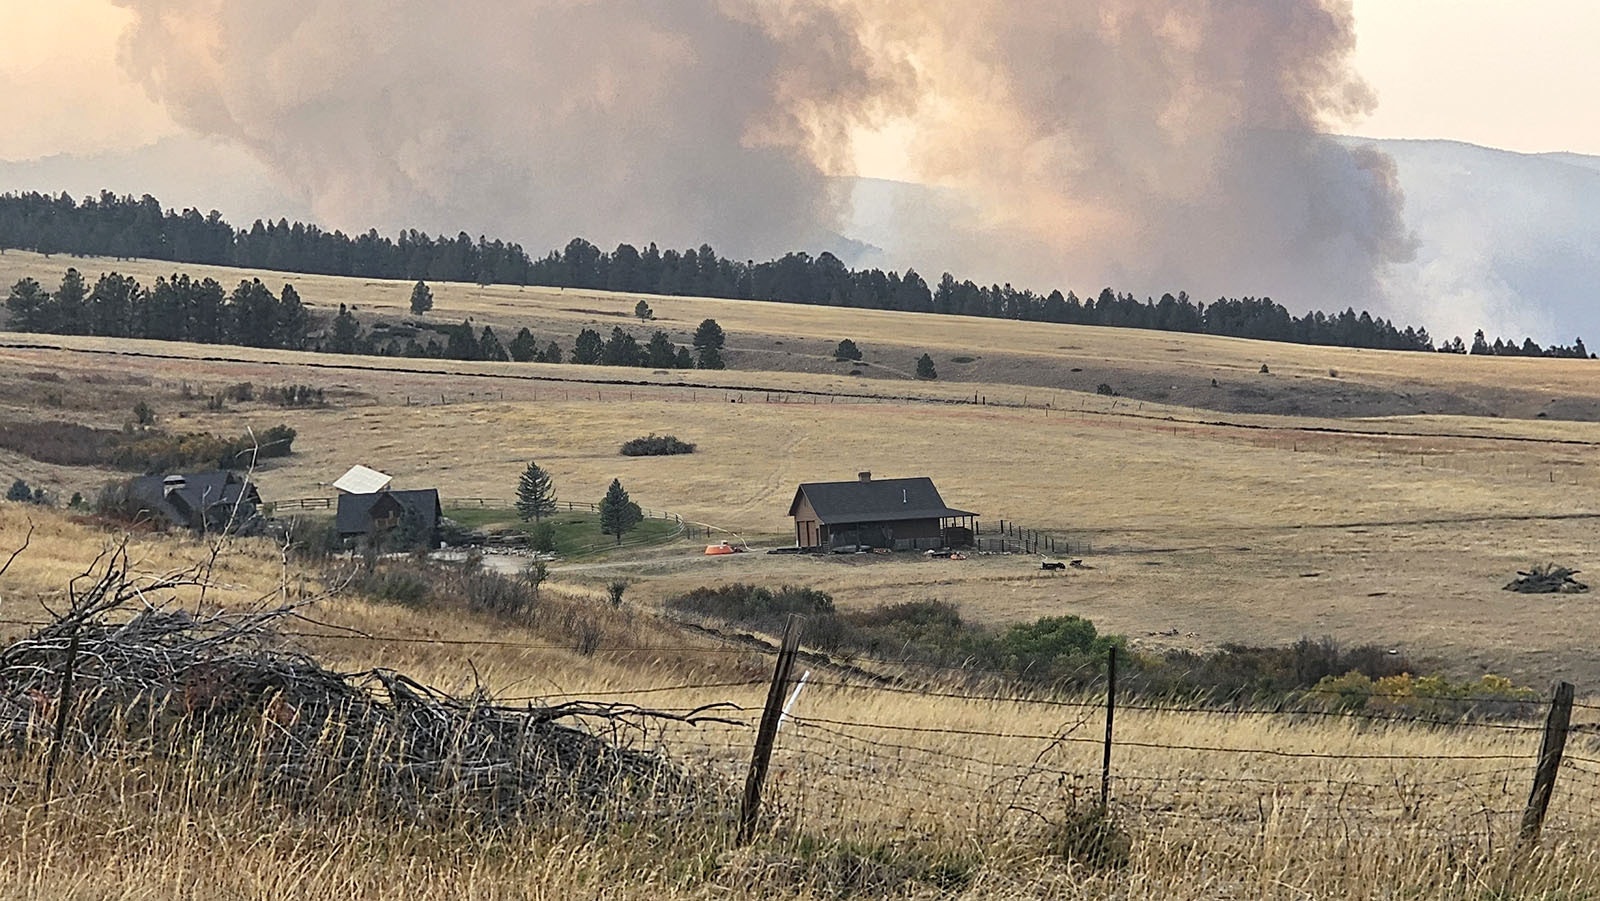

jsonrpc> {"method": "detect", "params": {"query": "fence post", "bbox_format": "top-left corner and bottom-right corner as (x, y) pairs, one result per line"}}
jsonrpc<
(1100, 644), (1117, 810)
(42, 626), (83, 814)
(739, 615), (804, 844)
(1518, 680), (1575, 849)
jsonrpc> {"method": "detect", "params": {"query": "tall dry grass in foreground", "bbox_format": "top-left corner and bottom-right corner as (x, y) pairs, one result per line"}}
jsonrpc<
(1, 512), (1599, 898)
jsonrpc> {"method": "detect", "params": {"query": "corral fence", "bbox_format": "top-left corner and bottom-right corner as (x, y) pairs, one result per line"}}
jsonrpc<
(976, 518), (1092, 556)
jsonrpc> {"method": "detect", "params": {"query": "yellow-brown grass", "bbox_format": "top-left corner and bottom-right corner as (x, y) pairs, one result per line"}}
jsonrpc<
(1, 510), (1598, 898)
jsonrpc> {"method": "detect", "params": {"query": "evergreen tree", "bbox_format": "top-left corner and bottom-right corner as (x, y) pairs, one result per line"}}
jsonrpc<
(634, 299), (653, 320)
(674, 346), (695, 369)
(692, 318), (725, 369)
(228, 278), (278, 347)
(601, 326), (643, 366)
(599, 478), (643, 545)
(4, 278), (49, 331)
(915, 353), (937, 379)
(54, 268), (88, 335)
(570, 327), (604, 364)
(445, 320), (479, 359)
(479, 326), (508, 361)
(644, 330), (677, 368)
(508, 327), (539, 362)
(277, 283), (308, 349)
(514, 460), (557, 522)
(328, 304), (362, 354)
(539, 340), (563, 363)
(834, 338), (863, 361)
(409, 280), (433, 315)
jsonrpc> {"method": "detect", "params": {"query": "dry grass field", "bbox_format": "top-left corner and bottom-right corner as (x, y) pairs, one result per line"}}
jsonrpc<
(5, 251), (1600, 896)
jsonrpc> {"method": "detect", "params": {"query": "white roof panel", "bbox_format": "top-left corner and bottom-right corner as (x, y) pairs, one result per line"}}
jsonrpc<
(333, 464), (392, 494)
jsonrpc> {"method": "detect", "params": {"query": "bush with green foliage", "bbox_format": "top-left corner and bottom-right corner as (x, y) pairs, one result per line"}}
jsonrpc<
(528, 521), (557, 553)
(915, 353), (936, 380)
(834, 338), (863, 362)
(619, 434), (696, 456)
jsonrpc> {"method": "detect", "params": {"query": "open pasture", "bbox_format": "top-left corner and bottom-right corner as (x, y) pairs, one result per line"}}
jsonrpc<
(1, 312), (1598, 684)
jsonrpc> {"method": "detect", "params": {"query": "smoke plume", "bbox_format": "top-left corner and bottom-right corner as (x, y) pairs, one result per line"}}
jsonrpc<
(112, 0), (1410, 312)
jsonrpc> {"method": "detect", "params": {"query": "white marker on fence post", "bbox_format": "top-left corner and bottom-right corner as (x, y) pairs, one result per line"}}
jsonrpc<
(778, 671), (810, 732)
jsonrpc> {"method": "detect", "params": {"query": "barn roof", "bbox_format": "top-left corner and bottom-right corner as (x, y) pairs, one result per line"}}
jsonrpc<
(333, 464), (392, 494)
(788, 476), (975, 525)
(336, 488), (442, 536)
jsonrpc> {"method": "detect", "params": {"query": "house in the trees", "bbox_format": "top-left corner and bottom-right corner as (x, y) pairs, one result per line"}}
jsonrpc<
(787, 472), (977, 551)
(128, 470), (263, 533)
(335, 488), (443, 550)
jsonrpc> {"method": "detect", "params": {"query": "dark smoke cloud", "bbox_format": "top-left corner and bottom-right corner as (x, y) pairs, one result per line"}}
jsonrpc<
(110, 0), (915, 256)
(112, 0), (1410, 313)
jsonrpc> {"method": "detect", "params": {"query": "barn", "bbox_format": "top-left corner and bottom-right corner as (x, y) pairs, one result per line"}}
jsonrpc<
(788, 472), (977, 551)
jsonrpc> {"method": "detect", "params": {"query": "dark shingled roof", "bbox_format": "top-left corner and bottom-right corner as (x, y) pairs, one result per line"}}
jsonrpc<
(335, 489), (442, 539)
(787, 477), (975, 525)
(128, 470), (260, 529)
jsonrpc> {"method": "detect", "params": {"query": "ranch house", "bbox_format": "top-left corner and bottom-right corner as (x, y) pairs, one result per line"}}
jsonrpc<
(787, 472), (977, 551)
(128, 470), (262, 533)
(335, 488), (443, 549)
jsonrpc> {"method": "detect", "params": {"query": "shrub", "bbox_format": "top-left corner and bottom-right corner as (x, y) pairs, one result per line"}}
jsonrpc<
(1096, 383), (1116, 396)
(606, 580), (628, 608)
(666, 583), (834, 627)
(133, 400), (157, 425)
(834, 338), (863, 362)
(260, 384), (326, 407)
(949, 355), (976, 364)
(528, 521), (557, 553)
(619, 434), (695, 456)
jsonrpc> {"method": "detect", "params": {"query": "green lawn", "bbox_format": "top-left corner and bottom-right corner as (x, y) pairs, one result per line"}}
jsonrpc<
(444, 507), (683, 556)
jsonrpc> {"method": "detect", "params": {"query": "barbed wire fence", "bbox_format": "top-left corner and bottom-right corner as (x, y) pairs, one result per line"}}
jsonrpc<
(2, 601), (1594, 859)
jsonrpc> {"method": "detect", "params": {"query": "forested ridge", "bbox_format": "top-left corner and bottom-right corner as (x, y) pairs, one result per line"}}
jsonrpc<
(0, 189), (1587, 358)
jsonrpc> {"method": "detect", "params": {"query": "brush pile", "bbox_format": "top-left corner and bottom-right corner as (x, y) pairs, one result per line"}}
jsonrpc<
(1503, 563), (1589, 594)
(0, 547), (737, 826)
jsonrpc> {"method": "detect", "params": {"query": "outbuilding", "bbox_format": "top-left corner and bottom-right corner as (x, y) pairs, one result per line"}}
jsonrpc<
(787, 472), (976, 551)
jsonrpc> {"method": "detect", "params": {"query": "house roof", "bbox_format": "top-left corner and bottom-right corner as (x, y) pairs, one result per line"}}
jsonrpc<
(129, 470), (260, 528)
(787, 477), (975, 525)
(333, 464), (392, 494)
(336, 488), (442, 536)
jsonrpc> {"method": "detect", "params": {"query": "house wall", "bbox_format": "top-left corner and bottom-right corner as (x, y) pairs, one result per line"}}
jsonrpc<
(792, 494), (822, 548)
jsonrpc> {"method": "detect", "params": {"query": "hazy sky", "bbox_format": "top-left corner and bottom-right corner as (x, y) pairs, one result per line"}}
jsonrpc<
(1, 1), (1598, 165)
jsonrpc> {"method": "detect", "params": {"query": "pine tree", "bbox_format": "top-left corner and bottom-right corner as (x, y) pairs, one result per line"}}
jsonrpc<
(328, 304), (362, 354)
(570, 328), (604, 364)
(539, 340), (563, 363)
(915, 353), (937, 379)
(692, 318), (725, 369)
(645, 330), (676, 368)
(834, 338), (862, 361)
(634, 299), (653, 320)
(601, 326), (643, 366)
(479, 326), (508, 361)
(4, 278), (49, 331)
(515, 461), (557, 522)
(599, 478), (643, 545)
(508, 327), (538, 362)
(409, 280), (433, 315)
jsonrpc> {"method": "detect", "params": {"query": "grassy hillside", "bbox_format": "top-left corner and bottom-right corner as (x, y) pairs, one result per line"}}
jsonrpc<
(3, 252), (1600, 894)
(0, 505), (1596, 898)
